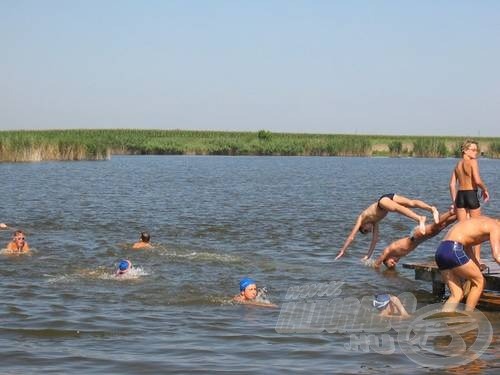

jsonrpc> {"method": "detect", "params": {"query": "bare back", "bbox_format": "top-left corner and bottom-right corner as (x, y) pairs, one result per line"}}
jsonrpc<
(453, 159), (476, 190)
(444, 217), (498, 247)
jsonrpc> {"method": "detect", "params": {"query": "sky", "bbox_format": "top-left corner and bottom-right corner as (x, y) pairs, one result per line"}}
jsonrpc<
(1, 0), (499, 136)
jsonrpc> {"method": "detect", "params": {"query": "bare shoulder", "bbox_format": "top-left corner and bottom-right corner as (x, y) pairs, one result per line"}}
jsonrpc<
(466, 158), (479, 168)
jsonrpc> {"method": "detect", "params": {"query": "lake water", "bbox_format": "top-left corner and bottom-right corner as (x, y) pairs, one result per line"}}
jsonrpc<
(0, 156), (499, 374)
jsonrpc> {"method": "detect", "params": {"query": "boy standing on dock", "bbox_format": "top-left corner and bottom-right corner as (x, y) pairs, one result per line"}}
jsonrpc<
(449, 139), (490, 266)
(434, 216), (500, 312)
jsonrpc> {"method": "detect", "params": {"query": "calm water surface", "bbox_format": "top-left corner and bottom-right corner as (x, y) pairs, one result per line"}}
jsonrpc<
(0, 156), (499, 374)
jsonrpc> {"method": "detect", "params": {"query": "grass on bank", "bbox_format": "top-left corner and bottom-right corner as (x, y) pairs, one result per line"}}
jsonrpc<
(0, 129), (499, 162)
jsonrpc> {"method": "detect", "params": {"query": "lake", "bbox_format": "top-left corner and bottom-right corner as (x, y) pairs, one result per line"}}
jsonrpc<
(0, 156), (498, 374)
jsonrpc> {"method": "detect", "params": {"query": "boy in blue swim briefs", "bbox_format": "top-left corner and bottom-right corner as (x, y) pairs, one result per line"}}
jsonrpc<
(434, 216), (500, 312)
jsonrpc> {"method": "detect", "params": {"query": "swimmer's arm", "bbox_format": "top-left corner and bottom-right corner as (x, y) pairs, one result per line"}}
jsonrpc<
(449, 170), (457, 206)
(390, 296), (410, 318)
(364, 222), (379, 260)
(336, 215), (363, 260)
(243, 300), (278, 308)
(373, 248), (389, 267)
(470, 160), (489, 202)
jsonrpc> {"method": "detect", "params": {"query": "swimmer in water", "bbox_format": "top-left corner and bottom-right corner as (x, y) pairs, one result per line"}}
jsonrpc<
(233, 277), (277, 307)
(115, 259), (132, 276)
(5, 230), (30, 253)
(373, 293), (410, 318)
(0, 223), (7, 229)
(132, 231), (153, 249)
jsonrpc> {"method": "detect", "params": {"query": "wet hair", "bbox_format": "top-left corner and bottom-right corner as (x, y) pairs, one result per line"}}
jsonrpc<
(140, 231), (150, 243)
(461, 139), (478, 154)
(13, 230), (25, 238)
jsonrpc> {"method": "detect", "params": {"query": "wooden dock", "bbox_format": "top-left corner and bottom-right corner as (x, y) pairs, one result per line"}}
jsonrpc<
(402, 260), (500, 310)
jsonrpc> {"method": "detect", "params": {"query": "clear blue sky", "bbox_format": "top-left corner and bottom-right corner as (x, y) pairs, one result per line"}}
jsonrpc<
(1, 0), (499, 136)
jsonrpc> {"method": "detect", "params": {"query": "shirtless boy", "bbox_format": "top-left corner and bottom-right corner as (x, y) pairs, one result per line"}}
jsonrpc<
(434, 216), (499, 312)
(132, 231), (153, 249)
(234, 277), (277, 307)
(5, 230), (30, 253)
(449, 139), (490, 263)
(374, 209), (457, 268)
(450, 139), (489, 219)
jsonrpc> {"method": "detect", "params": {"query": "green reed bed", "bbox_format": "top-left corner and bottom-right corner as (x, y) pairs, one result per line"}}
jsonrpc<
(0, 129), (498, 162)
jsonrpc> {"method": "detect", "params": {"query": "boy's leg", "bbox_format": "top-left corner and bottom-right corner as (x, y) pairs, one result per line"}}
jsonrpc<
(441, 270), (464, 312)
(451, 261), (484, 312)
(393, 194), (439, 223)
(378, 197), (426, 234)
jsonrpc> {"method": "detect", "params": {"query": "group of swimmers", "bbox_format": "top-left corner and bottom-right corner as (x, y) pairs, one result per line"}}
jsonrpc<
(336, 139), (499, 313)
(0, 226), (274, 307)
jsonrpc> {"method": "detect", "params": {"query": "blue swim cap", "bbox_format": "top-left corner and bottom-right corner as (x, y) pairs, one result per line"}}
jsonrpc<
(239, 277), (256, 292)
(373, 294), (391, 310)
(119, 260), (131, 271)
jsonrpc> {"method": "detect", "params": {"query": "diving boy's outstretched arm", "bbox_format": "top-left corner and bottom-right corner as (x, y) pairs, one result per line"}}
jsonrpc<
(362, 222), (379, 260)
(335, 215), (363, 260)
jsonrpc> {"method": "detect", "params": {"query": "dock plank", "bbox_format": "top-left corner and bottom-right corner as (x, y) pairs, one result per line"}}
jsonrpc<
(402, 260), (500, 310)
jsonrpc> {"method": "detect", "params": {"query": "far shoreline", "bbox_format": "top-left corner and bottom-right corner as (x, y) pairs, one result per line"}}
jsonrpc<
(1, 129), (499, 162)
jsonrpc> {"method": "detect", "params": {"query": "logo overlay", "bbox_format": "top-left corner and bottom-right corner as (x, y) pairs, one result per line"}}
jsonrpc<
(275, 281), (492, 368)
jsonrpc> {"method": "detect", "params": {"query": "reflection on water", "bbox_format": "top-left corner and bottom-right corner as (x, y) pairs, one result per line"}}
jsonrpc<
(0, 156), (499, 373)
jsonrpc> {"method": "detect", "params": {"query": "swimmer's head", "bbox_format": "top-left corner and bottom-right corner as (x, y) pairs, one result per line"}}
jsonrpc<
(359, 223), (373, 234)
(140, 231), (150, 243)
(117, 259), (132, 275)
(373, 294), (391, 310)
(383, 256), (399, 269)
(239, 277), (257, 300)
(13, 230), (26, 244)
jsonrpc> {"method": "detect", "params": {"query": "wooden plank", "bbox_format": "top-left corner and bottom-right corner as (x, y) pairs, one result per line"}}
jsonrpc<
(478, 291), (500, 309)
(402, 261), (500, 310)
(403, 261), (500, 291)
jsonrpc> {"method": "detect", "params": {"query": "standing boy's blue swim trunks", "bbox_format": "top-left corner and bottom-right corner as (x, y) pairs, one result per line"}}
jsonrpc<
(435, 240), (470, 270)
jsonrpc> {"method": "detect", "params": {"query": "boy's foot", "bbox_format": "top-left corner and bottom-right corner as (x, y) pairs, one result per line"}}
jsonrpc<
(432, 207), (440, 224)
(419, 216), (426, 235)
